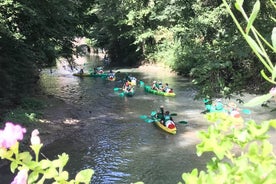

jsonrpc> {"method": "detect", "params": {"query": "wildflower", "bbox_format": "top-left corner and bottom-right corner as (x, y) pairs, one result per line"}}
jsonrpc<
(0, 122), (26, 149)
(31, 129), (41, 145)
(11, 169), (28, 184)
(269, 87), (276, 96)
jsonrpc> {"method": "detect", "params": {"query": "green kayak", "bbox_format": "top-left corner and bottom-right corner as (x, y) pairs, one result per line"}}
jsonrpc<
(73, 72), (108, 78)
(144, 85), (176, 97)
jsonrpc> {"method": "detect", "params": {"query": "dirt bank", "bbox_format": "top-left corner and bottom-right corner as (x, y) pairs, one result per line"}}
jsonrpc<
(25, 95), (86, 147)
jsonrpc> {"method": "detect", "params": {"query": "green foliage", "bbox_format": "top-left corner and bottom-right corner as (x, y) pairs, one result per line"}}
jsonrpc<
(0, 0), (97, 110)
(0, 128), (94, 183)
(181, 1), (276, 184)
(180, 113), (276, 184)
(3, 97), (45, 125)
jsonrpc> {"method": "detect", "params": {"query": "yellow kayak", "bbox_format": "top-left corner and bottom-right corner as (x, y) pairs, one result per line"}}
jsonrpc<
(154, 120), (177, 134)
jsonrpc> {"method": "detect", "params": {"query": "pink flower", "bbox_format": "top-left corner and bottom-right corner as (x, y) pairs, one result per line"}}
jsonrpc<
(11, 169), (28, 184)
(269, 87), (276, 96)
(0, 122), (26, 149)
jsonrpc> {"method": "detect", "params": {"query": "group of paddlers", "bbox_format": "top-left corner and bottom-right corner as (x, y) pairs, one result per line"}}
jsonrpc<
(151, 81), (174, 93)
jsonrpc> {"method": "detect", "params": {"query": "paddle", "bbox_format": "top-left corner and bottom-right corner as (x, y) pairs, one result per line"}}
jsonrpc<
(119, 92), (125, 97)
(114, 87), (122, 91)
(139, 80), (145, 87)
(242, 109), (251, 115)
(139, 115), (188, 124)
(177, 121), (188, 124)
(139, 115), (155, 123)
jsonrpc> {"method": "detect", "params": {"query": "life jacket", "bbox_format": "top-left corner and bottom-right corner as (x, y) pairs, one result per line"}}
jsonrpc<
(230, 110), (241, 118)
(215, 102), (224, 111)
(165, 120), (175, 129)
(164, 115), (171, 121)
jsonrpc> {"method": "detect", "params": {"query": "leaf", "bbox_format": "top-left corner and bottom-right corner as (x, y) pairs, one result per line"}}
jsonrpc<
(18, 151), (32, 163)
(182, 169), (199, 184)
(55, 171), (69, 181)
(262, 140), (273, 156)
(244, 94), (273, 107)
(269, 119), (276, 128)
(10, 161), (18, 173)
(234, 0), (244, 12)
(39, 159), (52, 169)
(247, 35), (264, 56)
(75, 169), (94, 184)
(272, 27), (276, 49)
(261, 70), (276, 84)
(245, 0), (260, 34)
(58, 153), (69, 168)
(28, 171), (39, 184)
(44, 167), (58, 179)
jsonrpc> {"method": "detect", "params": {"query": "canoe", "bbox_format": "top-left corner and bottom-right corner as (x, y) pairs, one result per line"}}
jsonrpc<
(144, 85), (176, 97)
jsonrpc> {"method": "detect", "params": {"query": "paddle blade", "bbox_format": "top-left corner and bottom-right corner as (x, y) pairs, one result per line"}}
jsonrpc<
(139, 80), (145, 87)
(242, 109), (251, 115)
(177, 121), (188, 124)
(170, 113), (177, 116)
(145, 118), (154, 123)
(139, 115), (154, 123)
(114, 87), (122, 91)
(139, 115), (148, 120)
(119, 92), (125, 97)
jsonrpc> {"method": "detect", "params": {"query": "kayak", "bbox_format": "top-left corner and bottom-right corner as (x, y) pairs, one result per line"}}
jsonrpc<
(123, 89), (135, 97)
(73, 73), (91, 77)
(203, 99), (244, 127)
(73, 72), (108, 78)
(91, 73), (108, 78)
(107, 76), (116, 81)
(144, 85), (176, 97)
(154, 120), (176, 134)
(150, 111), (176, 134)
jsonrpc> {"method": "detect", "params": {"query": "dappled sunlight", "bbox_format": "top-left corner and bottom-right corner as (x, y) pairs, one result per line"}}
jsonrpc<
(176, 130), (201, 148)
(38, 117), (80, 125)
(88, 113), (125, 120)
(138, 145), (153, 152)
(63, 118), (80, 125)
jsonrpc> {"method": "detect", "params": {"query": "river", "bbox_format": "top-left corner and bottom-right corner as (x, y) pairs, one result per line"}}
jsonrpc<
(2, 54), (276, 184)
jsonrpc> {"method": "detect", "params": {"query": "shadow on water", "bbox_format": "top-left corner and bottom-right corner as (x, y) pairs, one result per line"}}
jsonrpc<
(1, 54), (275, 183)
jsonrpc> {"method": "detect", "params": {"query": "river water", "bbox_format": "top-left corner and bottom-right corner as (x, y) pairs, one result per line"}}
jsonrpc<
(2, 54), (276, 184)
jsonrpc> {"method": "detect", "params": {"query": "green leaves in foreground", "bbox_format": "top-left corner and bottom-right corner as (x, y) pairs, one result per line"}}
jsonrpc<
(244, 93), (273, 107)
(180, 113), (276, 184)
(75, 169), (94, 184)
